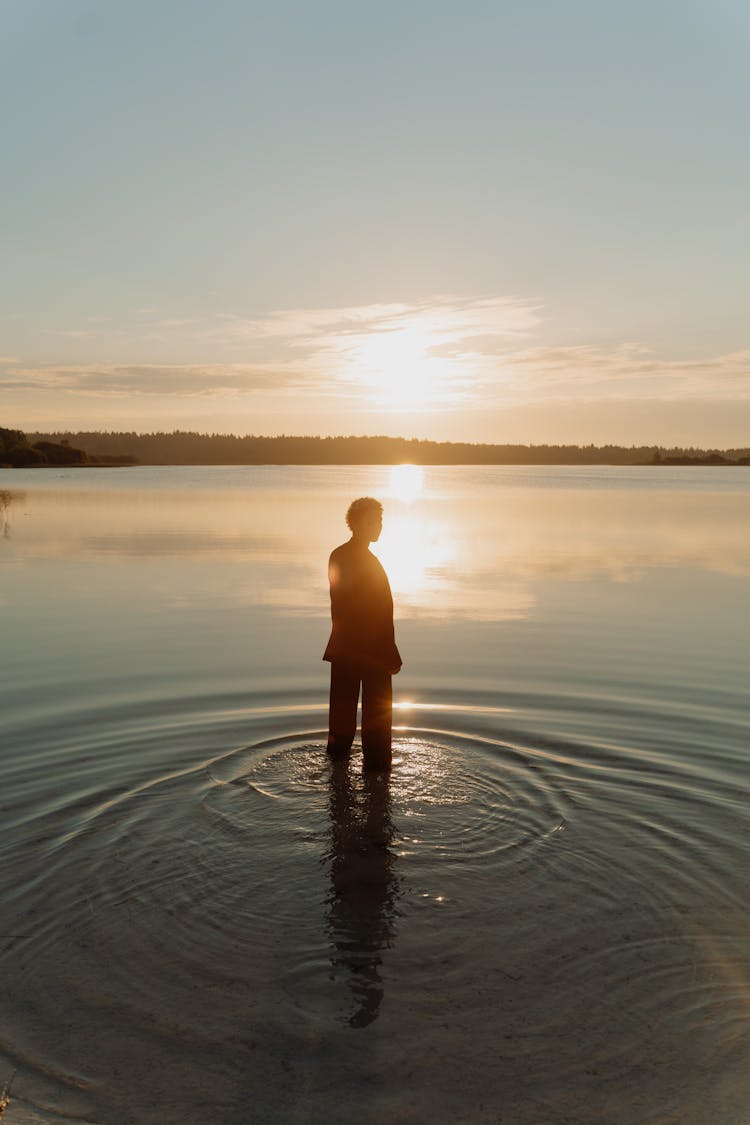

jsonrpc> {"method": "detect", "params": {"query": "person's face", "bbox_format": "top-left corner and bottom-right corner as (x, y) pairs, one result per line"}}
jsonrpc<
(363, 510), (382, 542)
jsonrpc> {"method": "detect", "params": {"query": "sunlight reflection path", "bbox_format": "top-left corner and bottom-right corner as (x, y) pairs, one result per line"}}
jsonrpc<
(376, 463), (455, 604)
(387, 463), (424, 503)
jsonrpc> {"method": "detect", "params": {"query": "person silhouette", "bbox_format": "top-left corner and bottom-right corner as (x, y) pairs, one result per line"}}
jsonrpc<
(323, 497), (402, 771)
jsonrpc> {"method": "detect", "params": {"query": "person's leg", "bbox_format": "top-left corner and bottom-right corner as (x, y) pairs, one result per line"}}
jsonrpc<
(327, 663), (360, 759)
(361, 669), (392, 771)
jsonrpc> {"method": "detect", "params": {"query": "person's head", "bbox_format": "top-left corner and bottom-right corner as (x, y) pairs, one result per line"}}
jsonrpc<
(346, 496), (383, 542)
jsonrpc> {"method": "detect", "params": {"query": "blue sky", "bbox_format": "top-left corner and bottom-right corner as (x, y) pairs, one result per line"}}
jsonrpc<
(2, 0), (749, 443)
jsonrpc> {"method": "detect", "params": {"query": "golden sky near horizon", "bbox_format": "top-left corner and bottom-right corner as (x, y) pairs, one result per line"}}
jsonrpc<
(2, 2), (749, 445)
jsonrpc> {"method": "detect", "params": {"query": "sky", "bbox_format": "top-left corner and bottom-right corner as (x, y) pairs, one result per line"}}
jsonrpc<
(2, 0), (749, 445)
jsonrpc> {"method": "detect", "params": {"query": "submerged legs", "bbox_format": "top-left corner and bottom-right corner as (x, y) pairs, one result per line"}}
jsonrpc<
(327, 662), (359, 758)
(327, 663), (392, 770)
(361, 669), (392, 771)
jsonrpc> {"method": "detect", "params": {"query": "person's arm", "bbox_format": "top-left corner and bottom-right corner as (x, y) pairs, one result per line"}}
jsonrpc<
(373, 561), (402, 674)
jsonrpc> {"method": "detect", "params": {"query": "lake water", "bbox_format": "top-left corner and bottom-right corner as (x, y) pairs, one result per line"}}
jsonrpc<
(1, 464), (749, 1124)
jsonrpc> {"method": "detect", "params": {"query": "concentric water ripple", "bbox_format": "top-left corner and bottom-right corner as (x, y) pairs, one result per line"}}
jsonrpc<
(1, 692), (749, 1124)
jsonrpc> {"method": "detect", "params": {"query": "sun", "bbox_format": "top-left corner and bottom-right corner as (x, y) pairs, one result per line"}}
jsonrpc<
(353, 325), (435, 408)
(334, 315), (465, 411)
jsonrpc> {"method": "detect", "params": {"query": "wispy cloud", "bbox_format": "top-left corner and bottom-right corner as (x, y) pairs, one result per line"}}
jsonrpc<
(211, 296), (538, 346)
(4, 297), (541, 405)
(3, 297), (749, 409)
(500, 344), (750, 401)
(0, 362), (310, 398)
(45, 329), (103, 339)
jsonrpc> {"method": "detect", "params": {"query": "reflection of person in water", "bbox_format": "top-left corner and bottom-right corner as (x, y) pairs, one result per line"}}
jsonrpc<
(323, 497), (402, 771)
(0, 490), (16, 539)
(326, 761), (398, 1028)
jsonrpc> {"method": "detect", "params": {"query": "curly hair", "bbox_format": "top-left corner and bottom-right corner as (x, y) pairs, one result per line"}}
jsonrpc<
(345, 496), (383, 531)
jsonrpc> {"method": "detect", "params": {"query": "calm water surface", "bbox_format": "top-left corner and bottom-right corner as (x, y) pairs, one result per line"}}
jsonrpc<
(1, 465), (749, 1123)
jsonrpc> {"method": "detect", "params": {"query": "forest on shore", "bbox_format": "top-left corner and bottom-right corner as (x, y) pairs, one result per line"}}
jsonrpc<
(0, 427), (137, 467)
(19, 430), (750, 466)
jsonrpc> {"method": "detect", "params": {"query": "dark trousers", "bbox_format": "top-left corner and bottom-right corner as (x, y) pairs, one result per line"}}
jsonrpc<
(327, 663), (393, 771)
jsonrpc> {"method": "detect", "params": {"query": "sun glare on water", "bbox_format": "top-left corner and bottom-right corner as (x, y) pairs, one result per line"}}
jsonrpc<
(388, 463), (423, 503)
(375, 467), (453, 604)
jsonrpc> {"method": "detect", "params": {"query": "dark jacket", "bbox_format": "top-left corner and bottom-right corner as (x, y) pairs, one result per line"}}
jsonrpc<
(323, 539), (402, 673)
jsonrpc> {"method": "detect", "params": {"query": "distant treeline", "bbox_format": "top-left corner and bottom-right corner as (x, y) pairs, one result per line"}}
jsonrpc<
(1, 426), (90, 467)
(1, 426), (137, 467)
(26, 430), (750, 466)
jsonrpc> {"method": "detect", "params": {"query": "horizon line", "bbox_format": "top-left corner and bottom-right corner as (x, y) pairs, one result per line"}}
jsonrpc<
(19, 428), (750, 453)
